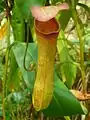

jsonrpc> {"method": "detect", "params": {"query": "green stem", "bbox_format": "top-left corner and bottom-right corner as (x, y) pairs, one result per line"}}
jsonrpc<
(2, 17), (10, 120)
(71, 8), (86, 94)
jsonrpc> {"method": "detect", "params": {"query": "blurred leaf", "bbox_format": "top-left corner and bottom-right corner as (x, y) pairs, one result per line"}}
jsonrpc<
(11, 2), (25, 42)
(6, 113), (11, 120)
(0, 0), (5, 13)
(15, 0), (46, 21)
(0, 111), (2, 117)
(59, 10), (71, 30)
(57, 31), (76, 88)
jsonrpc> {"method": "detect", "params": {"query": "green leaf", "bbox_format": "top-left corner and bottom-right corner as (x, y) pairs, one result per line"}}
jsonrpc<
(0, 0), (4, 13)
(11, 2), (25, 42)
(57, 31), (76, 88)
(12, 42), (85, 116)
(43, 73), (84, 116)
(15, 0), (46, 21)
(59, 10), (71, 30)
(12, 43), (37, 90)
(7, 50), (20, 91)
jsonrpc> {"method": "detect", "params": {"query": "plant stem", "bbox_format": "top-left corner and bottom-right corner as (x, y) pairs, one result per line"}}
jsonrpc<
(71, 8), (86, 94)
(2, 17), (10, 120)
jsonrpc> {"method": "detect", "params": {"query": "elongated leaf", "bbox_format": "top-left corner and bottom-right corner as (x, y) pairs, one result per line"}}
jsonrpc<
(12, 43), (85, 116)
(57, 31), (76, 88)
(11, 2), (25, 42)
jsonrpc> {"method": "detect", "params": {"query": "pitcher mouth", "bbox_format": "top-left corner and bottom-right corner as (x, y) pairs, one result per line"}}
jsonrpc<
(34, 18), (60, 35)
